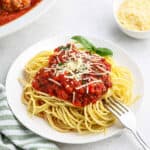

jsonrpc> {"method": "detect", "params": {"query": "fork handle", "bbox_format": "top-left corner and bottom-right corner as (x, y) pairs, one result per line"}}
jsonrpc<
(131, 130), (150, 150)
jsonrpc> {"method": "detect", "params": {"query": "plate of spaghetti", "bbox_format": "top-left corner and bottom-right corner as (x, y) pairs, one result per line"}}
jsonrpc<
(6, 35), (144, 144)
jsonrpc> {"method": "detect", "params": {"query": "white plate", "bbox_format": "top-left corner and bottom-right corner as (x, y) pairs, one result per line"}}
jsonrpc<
(6, 35), (144, 144)
(0, 0), (56, 38)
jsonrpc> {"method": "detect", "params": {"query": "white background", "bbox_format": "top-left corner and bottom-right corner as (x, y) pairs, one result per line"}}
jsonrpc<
(0, 0), (150, 149)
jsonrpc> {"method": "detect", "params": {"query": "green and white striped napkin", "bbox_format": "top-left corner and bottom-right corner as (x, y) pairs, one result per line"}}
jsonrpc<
(0, 84), (59, 150)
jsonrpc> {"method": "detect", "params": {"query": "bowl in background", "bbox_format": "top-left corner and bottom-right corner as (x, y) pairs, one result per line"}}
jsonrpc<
(113, 0), (150, 39)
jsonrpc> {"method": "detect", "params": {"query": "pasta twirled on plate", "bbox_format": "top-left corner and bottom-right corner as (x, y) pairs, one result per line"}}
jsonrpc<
(21, 37), (134, 133)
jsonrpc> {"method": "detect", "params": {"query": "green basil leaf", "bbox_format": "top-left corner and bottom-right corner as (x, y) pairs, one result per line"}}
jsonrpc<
(59, 44), (70, 50)
(95, 48), (113, 56)
(58, 62), (63, 66)
(71, 35), (96, 51)
(71, 35), (113, 56)
(82, 80), (86, 84)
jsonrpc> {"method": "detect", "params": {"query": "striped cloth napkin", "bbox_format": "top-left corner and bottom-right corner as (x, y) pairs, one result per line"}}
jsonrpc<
(0, 84), (59, 150)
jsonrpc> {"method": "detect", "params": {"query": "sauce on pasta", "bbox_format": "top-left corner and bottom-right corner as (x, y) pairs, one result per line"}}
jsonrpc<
(32, 44), (112, 107)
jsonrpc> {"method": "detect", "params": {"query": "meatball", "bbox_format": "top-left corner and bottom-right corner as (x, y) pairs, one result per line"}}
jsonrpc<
(1, 0), (31, 12)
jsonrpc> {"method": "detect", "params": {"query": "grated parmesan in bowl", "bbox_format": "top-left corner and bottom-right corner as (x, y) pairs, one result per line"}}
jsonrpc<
(113, 0), (150, 39)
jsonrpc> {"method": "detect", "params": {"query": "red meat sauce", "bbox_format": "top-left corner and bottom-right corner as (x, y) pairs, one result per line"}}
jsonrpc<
(32, 44), (112, 107)
(0, 0), (41, 26)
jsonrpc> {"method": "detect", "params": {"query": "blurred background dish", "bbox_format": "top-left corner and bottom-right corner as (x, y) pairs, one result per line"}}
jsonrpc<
(0, 0), (40, 26)
(113, 0), (150, 39)
(0, 0), (56, 38)
(1, 0), (32, 13)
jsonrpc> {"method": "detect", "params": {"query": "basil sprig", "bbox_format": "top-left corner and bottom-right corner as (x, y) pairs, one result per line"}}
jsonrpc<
(71, 35), (113, 56)
(95, 48), (113, 56)
(59, 44), (71, 50)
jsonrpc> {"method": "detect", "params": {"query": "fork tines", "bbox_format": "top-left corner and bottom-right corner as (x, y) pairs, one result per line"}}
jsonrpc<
(104, 98), (129, 117)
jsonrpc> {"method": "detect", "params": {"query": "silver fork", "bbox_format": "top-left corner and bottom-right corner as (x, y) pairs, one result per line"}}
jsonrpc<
(104, 98), (150, 150)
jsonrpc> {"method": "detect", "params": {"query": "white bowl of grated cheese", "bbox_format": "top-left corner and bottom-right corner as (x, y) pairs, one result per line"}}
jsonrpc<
(113, 0), (150, 39)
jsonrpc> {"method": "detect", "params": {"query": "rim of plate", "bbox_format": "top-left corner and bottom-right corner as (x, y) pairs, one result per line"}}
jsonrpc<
(0, 0), (56, 39)
(5, 35), (144, 144)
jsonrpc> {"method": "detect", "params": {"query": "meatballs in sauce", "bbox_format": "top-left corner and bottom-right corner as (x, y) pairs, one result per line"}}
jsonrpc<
(1, 0), (31, 12)
(0, 0), (41, 25)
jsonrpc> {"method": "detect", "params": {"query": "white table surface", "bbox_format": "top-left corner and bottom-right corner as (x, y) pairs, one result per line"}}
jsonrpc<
(0, 0), (150, 149)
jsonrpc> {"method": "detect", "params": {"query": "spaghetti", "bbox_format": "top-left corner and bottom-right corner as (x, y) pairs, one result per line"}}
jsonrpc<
(21, 43), (134, 133)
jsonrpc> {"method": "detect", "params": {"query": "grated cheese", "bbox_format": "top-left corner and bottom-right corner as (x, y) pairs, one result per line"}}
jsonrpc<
(48, 78), (61, 86)
(47, 47), (109, 90)
(76, 80), (102, 90)
(117, 0), (150, 31)
(72, 92), (76, 103)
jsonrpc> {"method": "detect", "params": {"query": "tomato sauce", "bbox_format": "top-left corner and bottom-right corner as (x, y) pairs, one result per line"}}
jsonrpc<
(0, 0), (41, 26)
(32, 44), (112, 107)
